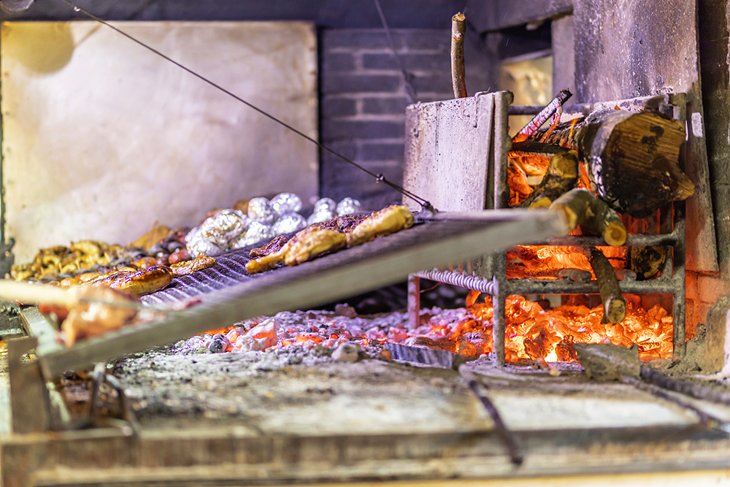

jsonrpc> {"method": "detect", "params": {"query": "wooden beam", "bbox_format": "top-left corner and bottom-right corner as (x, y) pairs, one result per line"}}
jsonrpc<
(2, 0), (469, 28)
(466, 0), (573, 32)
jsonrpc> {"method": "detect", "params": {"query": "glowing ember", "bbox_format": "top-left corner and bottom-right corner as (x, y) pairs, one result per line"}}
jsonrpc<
(507, 245), (627, 279)
(188, 292), (673, 364)
(454, 292), (673, 362)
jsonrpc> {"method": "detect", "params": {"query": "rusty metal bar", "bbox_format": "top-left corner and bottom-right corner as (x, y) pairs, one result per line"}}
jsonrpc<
(407, 275), (420, 329)
(7, 337), (52, 433)
(504, 279), (678, 295)
(672, 202), (687, 360)
(542, 232), (678, 247)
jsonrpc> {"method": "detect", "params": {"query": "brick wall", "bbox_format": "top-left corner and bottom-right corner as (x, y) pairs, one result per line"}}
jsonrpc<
(686, 272), (730, 337)
(319, 28), (492, 209)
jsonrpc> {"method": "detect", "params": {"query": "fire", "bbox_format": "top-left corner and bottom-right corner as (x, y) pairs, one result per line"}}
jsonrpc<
(507, 245), (627, 279)
(415, 291), (673, 363)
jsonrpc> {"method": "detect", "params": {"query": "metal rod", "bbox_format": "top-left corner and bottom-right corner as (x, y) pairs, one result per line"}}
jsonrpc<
(622, 376), (729, 432)
(542, 232), (678, 247)
(504, 279), (677, 295)
(640, 365), (730, 406)
(407, 275), (421, 329)
(672, 202), (687, 359)
(514, 89), (572, 140)
(460, 367), (523, 466)
(58, 0), (435, 212)
(413, 270), (497, 294)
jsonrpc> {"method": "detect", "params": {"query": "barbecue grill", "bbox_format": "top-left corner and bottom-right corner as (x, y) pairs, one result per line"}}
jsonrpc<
(3, 0), (730, 485)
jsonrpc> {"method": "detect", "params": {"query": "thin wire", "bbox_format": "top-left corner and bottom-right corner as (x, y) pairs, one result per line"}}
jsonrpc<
(59, 0), (435, 212)
(372, 0), (416, 104)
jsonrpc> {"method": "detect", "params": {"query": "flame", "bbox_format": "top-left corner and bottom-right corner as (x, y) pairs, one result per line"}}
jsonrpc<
(507, 245), (627, 279)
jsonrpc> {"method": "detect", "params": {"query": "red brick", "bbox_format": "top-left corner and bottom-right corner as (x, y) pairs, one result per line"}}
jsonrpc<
(685, 272), (698, 301)
(697, 275), (730, 304)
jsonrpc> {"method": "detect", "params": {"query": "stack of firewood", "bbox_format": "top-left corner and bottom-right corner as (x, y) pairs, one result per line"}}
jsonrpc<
(449, 13), (694, 324)
(511, 95), (694, 324)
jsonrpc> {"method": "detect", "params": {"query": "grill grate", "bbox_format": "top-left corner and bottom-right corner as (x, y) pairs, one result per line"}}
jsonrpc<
(141, 249), (259, 305)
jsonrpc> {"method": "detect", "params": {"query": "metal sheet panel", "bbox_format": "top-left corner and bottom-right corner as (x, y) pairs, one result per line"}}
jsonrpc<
(403, 92), (511, 213)
(1, 21), (318, 262)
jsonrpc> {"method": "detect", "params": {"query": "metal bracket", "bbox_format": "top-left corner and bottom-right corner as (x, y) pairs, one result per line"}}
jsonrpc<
(7, 336), (53, 433)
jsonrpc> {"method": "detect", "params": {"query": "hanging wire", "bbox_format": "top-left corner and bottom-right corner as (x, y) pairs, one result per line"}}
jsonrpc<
(372, 0), (416, 104)
(58, 0), (436, 212)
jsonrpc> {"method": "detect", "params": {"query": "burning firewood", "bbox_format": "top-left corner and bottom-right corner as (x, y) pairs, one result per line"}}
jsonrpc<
(577, 109), (694, 216)
(525, 109), (694, 217)
(585, 247), (626, 324)
(519, 151), (579, 208)
(450, 12), (467, 98)
(550, 188), (627, 246)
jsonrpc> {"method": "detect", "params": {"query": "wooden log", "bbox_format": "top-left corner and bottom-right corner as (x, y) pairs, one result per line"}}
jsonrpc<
(520, 151), (579, 208)
(586, 247), (626, 324)
(450, 12), (467, 98)
(550, 188), (627, 246)
(527, 110), (694, 217)
(577, 109), (693, 217)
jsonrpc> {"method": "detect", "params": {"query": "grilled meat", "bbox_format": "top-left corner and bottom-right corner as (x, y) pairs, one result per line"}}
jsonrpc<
(346, 205), (414, 246)
(283, 228), (347, 266)
(103, 266), (173, 296)
(246, 206), (413, 275)
(249, 235), (290, 258)
(61, 286), (139, 346)
(314, 214), (369, 233)
(170, 255), (216, 277)
(246, 227), (347, 274)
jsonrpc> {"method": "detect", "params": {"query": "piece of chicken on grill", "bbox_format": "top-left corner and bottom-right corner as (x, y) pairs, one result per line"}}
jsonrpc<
(62, 286), (139, 346)
(246, 227), (347, 274)
(246, 205), (414, 275)
(346, 205), (414, 246)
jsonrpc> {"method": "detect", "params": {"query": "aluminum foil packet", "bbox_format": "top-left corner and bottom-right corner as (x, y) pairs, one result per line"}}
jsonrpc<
(247, 197), (277, 224)
(272, 212), (307, 235)
(185, 226), (224, 257)
(232, 221), (275, 249)
(313, 197), (337, 213)
(199, 209), (249, 248)
(336, 197), (362, 216)
(307, 208), (336, 225)
(271, 192), (303, 216)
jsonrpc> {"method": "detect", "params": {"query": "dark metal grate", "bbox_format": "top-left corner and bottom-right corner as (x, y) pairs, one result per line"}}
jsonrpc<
(141, 249), (259, 305)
